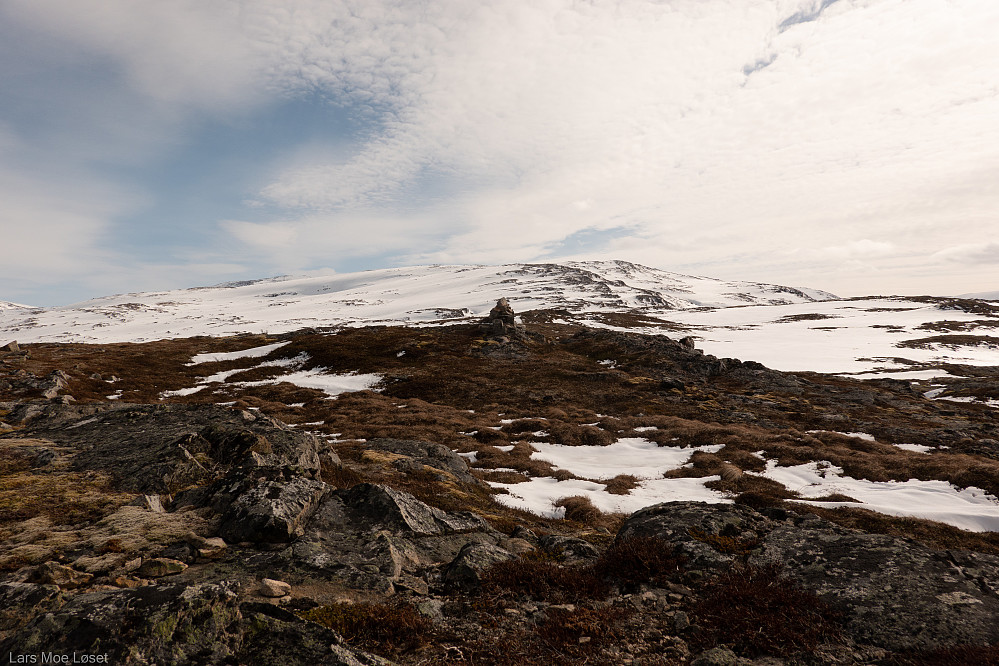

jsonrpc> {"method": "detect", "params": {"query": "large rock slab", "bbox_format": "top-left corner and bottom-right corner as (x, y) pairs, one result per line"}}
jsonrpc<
(335, 483), (489, 536)
(618, 502), (770, 571)
(441, 542), (514, 592)
(12, 404), (325, 494)
(757, 517), (999, 651)
(290, 484), (498, 592)
(219, 477), (330, 543)
(616, 501), (999, 652)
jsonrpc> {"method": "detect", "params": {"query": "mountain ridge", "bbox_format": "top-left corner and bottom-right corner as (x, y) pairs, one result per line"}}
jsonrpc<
(0, 260), (834, 343)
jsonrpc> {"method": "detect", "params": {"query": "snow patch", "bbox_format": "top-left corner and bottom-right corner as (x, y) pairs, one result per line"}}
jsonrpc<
(529, 438), (724, 480)
(893, 443), (933, 453)
(490, 475), (730, 518)
(752, 459), (999, 532)
(234, 368), (383, 398)
(187, 341), (291, 365)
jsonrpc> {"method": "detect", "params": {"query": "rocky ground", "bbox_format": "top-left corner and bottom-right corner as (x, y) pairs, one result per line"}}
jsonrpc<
(1, 308), (999, 665)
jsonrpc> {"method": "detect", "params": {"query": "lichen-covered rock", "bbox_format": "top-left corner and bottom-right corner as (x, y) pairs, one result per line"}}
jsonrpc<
(137, 557), (188, 578)
(754, 516), (999, 651)
(617, 501), (999, 652)
(690, 647), (739, 666)
(219, 477), (330, 543)
(287, 484), (499, 592)
(0, 582), (391, 665)
(617, 502), (768, 571)
(538, 535), (599, 560)
(366, 438), (482, 486)
(441, 543), (513, 592)
(15, 404), (325, 494)
(335, 483), (488, 536)
(0, 582), (63, 632)
(27, 562), (93, 589)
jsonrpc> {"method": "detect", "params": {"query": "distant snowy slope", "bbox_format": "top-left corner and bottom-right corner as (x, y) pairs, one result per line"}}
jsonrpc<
(565, 261), (837, 306)
(0, 301), (33, 311)
(961, 291), (999, 301)
(4, 261), (997, 378)
(0, 261), (832, 344)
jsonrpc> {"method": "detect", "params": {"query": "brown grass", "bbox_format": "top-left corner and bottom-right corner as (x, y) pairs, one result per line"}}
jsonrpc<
(299, 601), (432, 656)
(0, 469), (133, 525)
(479, 555), (610, 604)
(603, 474), (639, 495)
(554, 496), (602, 524)
(790, 504), (999, 556)
(893, 644), (999, 665)
(592, 536), (686, 590)
(691, 563), (842, 658)
(688, 527), (760, 557)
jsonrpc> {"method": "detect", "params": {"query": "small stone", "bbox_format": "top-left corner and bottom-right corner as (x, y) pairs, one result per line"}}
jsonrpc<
(185, 533), (227, 559)
(112, 576), (145, 589)
(259, 578), (292, 597)
(29, 562), (93, 589)
(673, 611), (690, 631)
(690, 647), (738, 666)
(138, 558), (188, 578)
(498, 537), (535, 555)
(416, 599), (444, 621)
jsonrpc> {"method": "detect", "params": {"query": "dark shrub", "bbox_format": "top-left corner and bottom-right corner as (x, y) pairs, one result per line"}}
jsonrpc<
(691, 563), (841, 657)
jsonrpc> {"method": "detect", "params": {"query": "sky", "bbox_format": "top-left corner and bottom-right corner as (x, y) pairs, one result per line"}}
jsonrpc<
(1, 0), (998, 307)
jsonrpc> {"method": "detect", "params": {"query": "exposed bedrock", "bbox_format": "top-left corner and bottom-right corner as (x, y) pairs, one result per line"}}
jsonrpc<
(619, 501), (999, 652)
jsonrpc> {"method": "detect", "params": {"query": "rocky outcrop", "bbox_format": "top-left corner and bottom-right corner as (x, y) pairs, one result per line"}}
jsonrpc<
(441, 542), (513, 592)
(290, 483), (499, 593)
(219, 477), (331, 543)
(0, 581), (390, 665)
(14, 403), (327, 494)
(617, 501), (999, 652)
(367, 438), (482, 486)
(336, 483), (488, 536)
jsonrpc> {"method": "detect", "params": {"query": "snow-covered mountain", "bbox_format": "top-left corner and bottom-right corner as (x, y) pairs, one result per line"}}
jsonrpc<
(0, 261), (832, 343)
(2, 260), (997, 377)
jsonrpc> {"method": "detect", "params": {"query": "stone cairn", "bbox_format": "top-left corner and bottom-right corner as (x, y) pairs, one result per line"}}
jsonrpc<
(479, 298), (526, 341)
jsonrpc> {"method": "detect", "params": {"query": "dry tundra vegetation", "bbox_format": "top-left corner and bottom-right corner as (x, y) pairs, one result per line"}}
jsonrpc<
(2, 313), (999, 664)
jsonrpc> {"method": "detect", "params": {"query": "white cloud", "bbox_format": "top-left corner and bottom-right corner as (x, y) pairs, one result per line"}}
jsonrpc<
(219, 211), (453, 274)
(932, 243), (999, 265)
(237, 0), (999, 293)
(0, 161), (129, 287)
(4, 0), (999, 300)
(2, 0), (263, 109)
